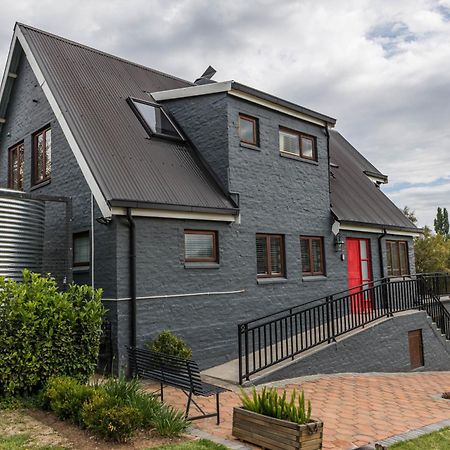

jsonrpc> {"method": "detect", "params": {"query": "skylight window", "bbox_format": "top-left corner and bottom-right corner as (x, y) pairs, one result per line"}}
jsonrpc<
(129, 98), (182, 139)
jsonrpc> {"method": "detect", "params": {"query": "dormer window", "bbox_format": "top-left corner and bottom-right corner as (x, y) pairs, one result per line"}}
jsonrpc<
(129, 98), (183, 140)
(279, 127), (317, 161)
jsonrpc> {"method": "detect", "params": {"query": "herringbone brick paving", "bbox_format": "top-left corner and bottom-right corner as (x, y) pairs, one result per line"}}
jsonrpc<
(145, 372), (450, 450)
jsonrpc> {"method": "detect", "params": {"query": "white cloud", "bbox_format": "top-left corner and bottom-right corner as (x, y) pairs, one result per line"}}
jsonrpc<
(0, 0), (449, 227)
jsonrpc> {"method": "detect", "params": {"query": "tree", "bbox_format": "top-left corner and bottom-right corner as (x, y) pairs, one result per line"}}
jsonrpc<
(434, 207), (449, 237)
(414, 226), (450, 273)
(401, 206), (417, 224)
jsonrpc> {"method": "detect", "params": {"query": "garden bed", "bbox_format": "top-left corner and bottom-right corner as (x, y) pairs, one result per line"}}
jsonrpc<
(0, 408), (213, 449)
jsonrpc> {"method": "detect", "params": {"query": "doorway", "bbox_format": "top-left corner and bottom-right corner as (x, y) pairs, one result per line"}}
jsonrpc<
(347, 238), (372, 313)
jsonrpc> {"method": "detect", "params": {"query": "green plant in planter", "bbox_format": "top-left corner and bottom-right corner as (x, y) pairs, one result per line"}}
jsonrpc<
(240, 387), (312, 424)
(146, 330), (192, 359)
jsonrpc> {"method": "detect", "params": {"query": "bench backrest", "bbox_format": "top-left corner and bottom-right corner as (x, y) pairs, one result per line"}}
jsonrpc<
(128, 346), (204, 395)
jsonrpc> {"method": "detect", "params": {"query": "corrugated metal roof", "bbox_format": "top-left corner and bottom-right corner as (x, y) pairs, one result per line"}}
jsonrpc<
(18, 24), (237, 213)
(330, 130), (387, 181)
(330, 131), (417, 231)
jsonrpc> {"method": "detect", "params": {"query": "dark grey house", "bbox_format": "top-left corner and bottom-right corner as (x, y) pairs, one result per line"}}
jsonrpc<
(1, 23), (425, 375)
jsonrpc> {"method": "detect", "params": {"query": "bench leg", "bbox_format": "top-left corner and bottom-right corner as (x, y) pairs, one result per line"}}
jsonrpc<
(185, 391), (192, 418)
(216, 393), (220, 425)
(160, 382), (164, 403)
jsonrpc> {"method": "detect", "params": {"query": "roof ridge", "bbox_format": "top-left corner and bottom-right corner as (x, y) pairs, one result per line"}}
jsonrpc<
(16, 22), (193, 87)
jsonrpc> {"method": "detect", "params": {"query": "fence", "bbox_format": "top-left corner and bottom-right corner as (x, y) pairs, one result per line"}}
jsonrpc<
(238, 273), (450, 384)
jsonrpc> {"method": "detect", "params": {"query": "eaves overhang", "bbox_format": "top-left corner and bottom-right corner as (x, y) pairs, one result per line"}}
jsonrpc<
(109, 198), (239, 215)
(333, 215), (422, 237)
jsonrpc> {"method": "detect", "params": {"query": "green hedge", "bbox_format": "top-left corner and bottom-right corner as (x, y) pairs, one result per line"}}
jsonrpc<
(0, 270), (105, 396)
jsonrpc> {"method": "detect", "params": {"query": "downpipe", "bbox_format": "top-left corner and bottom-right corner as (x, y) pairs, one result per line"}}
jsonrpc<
(126, 208), (137, 349)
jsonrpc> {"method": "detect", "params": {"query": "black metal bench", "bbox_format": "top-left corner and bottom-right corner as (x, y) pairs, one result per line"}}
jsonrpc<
(128, 347), (227, 424)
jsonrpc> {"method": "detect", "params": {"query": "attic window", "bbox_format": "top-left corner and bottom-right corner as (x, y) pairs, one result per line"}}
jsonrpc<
(129, 98), (182, 139)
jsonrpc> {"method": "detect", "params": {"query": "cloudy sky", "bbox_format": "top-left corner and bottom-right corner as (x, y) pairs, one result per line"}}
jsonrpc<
(1, 0), (449, 227)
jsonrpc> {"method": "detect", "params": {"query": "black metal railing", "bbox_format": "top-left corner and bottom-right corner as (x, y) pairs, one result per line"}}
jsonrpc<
(238, 273), (450, 384)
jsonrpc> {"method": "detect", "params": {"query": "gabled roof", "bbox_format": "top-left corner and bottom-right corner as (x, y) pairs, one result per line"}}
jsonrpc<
(330, 131), (417, 232)
(0, 23), (238, 217)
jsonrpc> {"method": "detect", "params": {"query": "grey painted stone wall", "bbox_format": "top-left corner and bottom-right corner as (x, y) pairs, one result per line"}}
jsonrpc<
(256, 311), (450, 383)
(0, 54), (118, 297)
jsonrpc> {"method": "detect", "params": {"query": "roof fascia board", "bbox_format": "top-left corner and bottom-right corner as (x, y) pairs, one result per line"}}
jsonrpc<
(339, 222), (421, 237)
(152, 81), (334, 128)
(109, 199), (238, 214)
(16, 26), (111, 218)
(0, 29), (20, 132)
(228, 89), (326, 127)
(151, 81), (232, 101)
(111, 206), (238, 222)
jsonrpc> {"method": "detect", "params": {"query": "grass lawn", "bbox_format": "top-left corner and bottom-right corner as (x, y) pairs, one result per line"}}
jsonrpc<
(390, 427), (450, 449)
(153, 439), (229, 449)
(0, 434), (66, 450)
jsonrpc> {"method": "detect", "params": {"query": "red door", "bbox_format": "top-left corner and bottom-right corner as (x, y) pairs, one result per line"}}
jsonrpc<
(347, 238), (372, 313)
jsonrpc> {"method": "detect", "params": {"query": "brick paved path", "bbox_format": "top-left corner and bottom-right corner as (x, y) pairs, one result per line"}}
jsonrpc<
(145, 372), (450, 450)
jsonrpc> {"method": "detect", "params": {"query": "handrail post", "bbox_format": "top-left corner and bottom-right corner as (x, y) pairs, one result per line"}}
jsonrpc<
(244, 323), (249, 381)
(290, 308), (294, 361)
(326, 296), (331, 344)
(238, 324), (243, 385)
(329, 295), (336, 342)
(385, 278), (393, 317)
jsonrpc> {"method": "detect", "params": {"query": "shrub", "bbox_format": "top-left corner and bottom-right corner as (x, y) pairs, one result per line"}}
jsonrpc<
(146, 330), (192, 359)
(41, 376), (96, 424)
(81, 391), (142, 442)
(240, 387), (312, 424)
(152, 404), (190, 437)
(0, 270), (105, 396)
(41, 375), (189, 442)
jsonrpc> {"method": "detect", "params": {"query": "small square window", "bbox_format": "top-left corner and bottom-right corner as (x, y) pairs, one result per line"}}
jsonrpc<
(184, 230), (218, 262)
(279, 127), (317, 161)
(386, 240), (409, 276)
(73, 231), (90, 267)
(239, 114), (258, 146)
(300, 236), (325, 276)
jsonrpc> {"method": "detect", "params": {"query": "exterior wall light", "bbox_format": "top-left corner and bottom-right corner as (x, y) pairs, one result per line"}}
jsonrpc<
(335, 233), (345, 252)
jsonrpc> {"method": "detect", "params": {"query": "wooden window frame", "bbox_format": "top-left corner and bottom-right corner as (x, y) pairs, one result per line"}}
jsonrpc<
(73, 231), (90, 267)
(239, 114), (259, 146)
(32, 126), (51, 185)
(386, 240), (410, 277)
(184, 230), (218, 263)
(300, 236), (325, 276)
(279, 127), (317, 161)
(256, 234), (285, 278)
(8, 142), (24, 191)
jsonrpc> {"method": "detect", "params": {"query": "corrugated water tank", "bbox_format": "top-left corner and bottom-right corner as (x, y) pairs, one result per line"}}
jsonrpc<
(0, 189), (45, 281)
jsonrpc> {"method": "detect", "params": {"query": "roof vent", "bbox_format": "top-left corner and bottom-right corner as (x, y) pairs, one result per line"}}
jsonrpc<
(194, 65), (217, 85)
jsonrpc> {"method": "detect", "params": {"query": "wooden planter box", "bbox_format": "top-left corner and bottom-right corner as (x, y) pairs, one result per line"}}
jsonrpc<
(232, 407), (323, 450)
